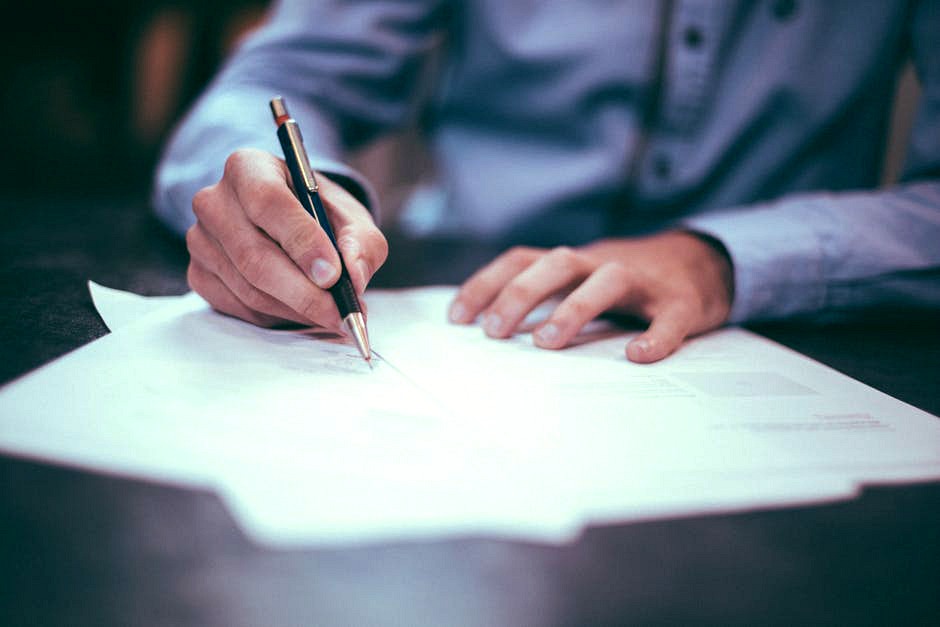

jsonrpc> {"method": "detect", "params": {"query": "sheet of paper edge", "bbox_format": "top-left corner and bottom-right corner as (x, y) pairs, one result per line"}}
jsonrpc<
(89, 280), (200, 332)
(2, 282), (934, 549)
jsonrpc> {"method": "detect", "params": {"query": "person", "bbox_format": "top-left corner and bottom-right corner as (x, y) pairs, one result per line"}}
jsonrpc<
(153, 1), (940, 363)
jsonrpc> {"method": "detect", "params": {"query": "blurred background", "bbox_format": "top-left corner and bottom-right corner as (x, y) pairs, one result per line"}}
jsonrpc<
(0, 0), (428, 217)
(0, 0), (269, 196)
(0, 1), (920, 209)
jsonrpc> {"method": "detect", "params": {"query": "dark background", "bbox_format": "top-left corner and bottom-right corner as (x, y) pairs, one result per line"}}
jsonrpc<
(0, 0), (429, 213)
(0, 1), (268, 197)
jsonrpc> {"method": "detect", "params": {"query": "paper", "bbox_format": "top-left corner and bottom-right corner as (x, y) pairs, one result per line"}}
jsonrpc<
(0, 283), (938, 547)
(89, 281), (186, 331)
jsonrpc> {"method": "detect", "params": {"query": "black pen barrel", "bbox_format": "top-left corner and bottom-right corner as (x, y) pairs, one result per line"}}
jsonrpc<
(271, 96), (371, 365)
(276, 124), (362, 318)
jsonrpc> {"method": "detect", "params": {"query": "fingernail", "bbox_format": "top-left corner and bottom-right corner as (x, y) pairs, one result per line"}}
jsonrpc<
(630, 338), (650, 355)
(311, 259), (338, 288)
(449, 301), (467, 323)
(484, 313), (504, 336)
(535, 323), (560, 346)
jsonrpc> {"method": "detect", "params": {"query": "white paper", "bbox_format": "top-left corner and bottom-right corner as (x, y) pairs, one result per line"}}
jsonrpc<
(88, 281), (188, 331)
(1, 284), (938, 547)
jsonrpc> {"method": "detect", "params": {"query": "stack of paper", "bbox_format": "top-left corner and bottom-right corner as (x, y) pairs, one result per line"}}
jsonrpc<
(0, 282), (937, 546)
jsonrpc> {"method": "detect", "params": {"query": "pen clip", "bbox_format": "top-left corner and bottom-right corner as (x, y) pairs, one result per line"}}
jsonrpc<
(284, 123), (319, 193)
(271, 97), (319, 193)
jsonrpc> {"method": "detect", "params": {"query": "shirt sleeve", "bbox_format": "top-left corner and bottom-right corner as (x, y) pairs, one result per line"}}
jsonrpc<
(152, 0), (446, 235)
(684, 1), (940, 323)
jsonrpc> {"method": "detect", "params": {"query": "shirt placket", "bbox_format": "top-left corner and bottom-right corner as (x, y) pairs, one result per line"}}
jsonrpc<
(635, 0), (731, 204)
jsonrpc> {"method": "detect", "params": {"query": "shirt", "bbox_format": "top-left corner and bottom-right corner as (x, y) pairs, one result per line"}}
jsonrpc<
(153, 0), (940, 323)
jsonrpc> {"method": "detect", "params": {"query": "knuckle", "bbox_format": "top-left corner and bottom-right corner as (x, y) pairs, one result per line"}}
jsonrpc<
(235, 244), (274, 286)
(366, 230), (389, 265)
(223, 148), (259, 180)
(184, 226), (200, 254)
(673, 301), (699, 323)
(335, 234), (362, 267)
(191, 186), (216, 221)
(334, 230), (361, 252)
(506, 246), (536, 266)
(600, 262), (631, 285)
(244, 186), (284, 223)
(186, 264), (203, 292)
(561, 296), (593, 322)
(335, 233), (357, 250)
(282, 224), (320, 257)
(239, 286), (270, 312)
(503, 280), (536, 304)
(548, 245), (579, 267)
(187, 264), (217, 302)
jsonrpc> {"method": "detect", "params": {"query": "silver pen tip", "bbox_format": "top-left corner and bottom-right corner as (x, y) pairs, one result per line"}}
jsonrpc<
(344, 313), (372, 369)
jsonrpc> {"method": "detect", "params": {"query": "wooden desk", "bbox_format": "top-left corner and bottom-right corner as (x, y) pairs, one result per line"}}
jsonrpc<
(1, 198), (938, 626)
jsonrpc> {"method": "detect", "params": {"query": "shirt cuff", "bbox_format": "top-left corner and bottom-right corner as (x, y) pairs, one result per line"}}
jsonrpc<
(682, 199), (833, 323)
(152, 88), (380, 236)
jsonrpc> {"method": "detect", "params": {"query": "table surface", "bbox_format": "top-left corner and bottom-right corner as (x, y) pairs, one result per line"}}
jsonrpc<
(1, 197), (938, 626)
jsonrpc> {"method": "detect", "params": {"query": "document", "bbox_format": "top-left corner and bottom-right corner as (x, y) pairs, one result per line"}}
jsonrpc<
(0, 283), (938, 546)
(89, 281), (184, 332)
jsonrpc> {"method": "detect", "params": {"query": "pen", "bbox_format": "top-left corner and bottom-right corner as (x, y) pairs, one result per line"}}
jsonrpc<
(270, 97), (373, 368)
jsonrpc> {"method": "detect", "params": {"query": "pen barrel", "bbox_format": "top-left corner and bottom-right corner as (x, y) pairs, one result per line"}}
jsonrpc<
(276, 124), (363, 318)
(307, 190), (340, 253)
(328, 267), (362, 318)
(276, 123), (342, 245)
(304, 189), (362, 317)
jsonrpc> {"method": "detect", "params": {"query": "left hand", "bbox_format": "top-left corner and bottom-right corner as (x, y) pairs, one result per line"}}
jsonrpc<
(448, 231), (734, 363)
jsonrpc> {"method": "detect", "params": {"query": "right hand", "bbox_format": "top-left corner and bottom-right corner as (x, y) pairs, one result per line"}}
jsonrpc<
(186, 148), (388, 330)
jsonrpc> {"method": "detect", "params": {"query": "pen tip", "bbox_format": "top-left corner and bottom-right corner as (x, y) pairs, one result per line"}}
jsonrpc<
(344, 313), (373, 370)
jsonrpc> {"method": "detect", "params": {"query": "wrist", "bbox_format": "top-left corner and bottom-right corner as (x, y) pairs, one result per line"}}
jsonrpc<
(675, 229), (735, 321)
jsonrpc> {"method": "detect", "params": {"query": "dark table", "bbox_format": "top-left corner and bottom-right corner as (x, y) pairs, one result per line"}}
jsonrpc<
(1, 197), (939, 626)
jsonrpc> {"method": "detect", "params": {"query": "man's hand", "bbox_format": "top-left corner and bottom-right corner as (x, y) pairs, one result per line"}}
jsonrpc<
(185, 148), (388, 329)
(448, 231), (734, 363)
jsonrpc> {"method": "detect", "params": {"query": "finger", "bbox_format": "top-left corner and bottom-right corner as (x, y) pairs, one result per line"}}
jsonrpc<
(186, 224), (314, 326)
(481, 246), (591, 339)
(318, 175), (388, 295)
(192, 177), (342, 328)
(448, 246), (541, 324)
(533, 262), (634, 349)
(187, 261), (282, 328)
(222, 149), (344, 289)
(625, 303), (695, 363)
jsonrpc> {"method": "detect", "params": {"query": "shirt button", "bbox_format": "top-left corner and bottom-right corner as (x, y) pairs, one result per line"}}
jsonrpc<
(771, 0), (798, 21)
(683, 26), (704, 49)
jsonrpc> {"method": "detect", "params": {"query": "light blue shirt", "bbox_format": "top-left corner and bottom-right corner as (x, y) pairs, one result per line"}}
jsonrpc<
(154, 0), (940, 323)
